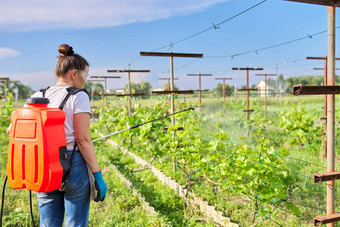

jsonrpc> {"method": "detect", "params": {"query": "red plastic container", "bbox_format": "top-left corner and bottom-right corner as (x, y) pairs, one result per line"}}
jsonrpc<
(7, 97), (69, 192)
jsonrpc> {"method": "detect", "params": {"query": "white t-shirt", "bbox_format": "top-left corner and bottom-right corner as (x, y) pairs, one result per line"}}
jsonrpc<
(31, 86), (91, 148)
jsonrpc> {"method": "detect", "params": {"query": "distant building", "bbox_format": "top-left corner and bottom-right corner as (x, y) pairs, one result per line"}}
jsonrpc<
(109, 88), (124, 94)
(152, 88), (164, 91)
(255, 79), (287, 96)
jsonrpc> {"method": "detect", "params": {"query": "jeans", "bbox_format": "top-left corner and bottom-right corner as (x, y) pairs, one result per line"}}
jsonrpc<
(37, 150), (90, 227)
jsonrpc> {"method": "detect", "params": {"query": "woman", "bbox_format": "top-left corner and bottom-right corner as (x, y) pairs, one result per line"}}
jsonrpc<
(31, 44), (107, 227)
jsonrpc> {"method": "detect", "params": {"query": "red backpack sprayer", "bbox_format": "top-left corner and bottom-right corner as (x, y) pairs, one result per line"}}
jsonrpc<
(0, 95), (194, 227)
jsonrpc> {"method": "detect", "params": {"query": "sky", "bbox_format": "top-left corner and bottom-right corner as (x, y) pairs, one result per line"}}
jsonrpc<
(0, 0), (339, 91)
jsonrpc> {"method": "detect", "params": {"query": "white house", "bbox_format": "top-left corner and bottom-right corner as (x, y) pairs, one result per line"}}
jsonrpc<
(255, 79), (287, 97)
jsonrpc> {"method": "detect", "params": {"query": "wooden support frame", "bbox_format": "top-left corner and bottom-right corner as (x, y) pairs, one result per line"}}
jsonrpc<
(314, 214), (340, 226)
(293, 85), (340, 95)
(232, 67), (263, 119)
(140, 51), (203, 126)
(215, 77), (232, 105)
(90, 76), (121, 105)
(152, 90), (194, 95)
(107, 69), (150, 116)
(285, 0), (340, 7)
(255, 73), (277, 119)
(187, 74), (213, 104)
(308, 56), (340, 159)
(314, 172), (340, 183)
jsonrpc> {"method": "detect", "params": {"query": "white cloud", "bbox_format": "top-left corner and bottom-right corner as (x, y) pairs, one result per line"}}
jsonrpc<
(0, 48), (21, 59)
(0, 0), (229, 32)
(11, 70), (57, 91)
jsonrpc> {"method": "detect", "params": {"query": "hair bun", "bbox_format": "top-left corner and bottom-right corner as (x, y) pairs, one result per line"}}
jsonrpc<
(58, 44), (74, 56)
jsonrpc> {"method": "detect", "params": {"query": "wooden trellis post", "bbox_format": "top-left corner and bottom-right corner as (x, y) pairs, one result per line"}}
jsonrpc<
(232, 67), (263, 120)
(0, 77), (18, 102)
(286, 1), (338, 225)
(215, 77), (232, 105)
(87, 79), (105, 117)
(187, 74), (213, 104)
(0, 77), (9, 101)
(255, 73), (277, 119)
(306, 56), (340, 158)
(140, 52), (203, 125)
(107, 69), (150, 116)
(90, 76), (121, 106)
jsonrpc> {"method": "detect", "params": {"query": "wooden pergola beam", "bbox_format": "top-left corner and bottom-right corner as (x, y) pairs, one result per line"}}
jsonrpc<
(285, 0), (340, 6)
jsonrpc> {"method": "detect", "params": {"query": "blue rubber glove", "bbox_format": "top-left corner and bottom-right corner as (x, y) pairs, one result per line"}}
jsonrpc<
(93, 171), (107, 202)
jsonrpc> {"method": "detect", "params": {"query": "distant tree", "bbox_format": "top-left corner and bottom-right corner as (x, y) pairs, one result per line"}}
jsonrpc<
(124, 81), (152, 96)
(84, 83), (104, 94)
(163, 82), (178, 91)
(214, 83), (234, 96)
(278, 74), (284, 81)
(7, 82), (34, 100)
(284, 75), (340, 93)
(84, 83), (104, 100)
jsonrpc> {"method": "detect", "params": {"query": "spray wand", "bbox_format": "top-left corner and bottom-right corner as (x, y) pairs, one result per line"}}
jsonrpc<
(92, 107), (194, 143)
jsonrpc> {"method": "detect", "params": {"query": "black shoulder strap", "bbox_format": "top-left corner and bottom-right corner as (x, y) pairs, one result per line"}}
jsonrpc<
(39, 86), (51, 98)
(59, 87), (90, 189)
(59, 87), (90, 110)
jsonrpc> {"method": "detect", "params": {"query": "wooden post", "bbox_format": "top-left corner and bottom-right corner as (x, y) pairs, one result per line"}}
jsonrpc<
(170, 54), (175, 125)
(215, 77), (232, 106)
(327, 6), (336, 226)
(140, 51), (203, 124)
(232, 67), (263, 120)
(107, 70), (150, 116)
(187, 73), (213, 104)
(87, 79), (104, 118)
(255, 73), (277, 119)
(0, 77), (17, 102)
(307, 57), (340, 158)
(90, 76), (121, 106)
(285, 2), (338, 224)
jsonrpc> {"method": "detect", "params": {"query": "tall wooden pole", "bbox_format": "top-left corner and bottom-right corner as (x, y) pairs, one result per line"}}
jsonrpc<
(285, 1), (339, 225)
(199, 74), (202, 104)
(327, 6), (335, 226)
(170, 55), (175, 125)
(246, 69), (249, 119)
(223, 80), (225, 104)
(324, 58), (328, 158)
(264, 74), (267, 118)
(127, 72), (131, 116)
